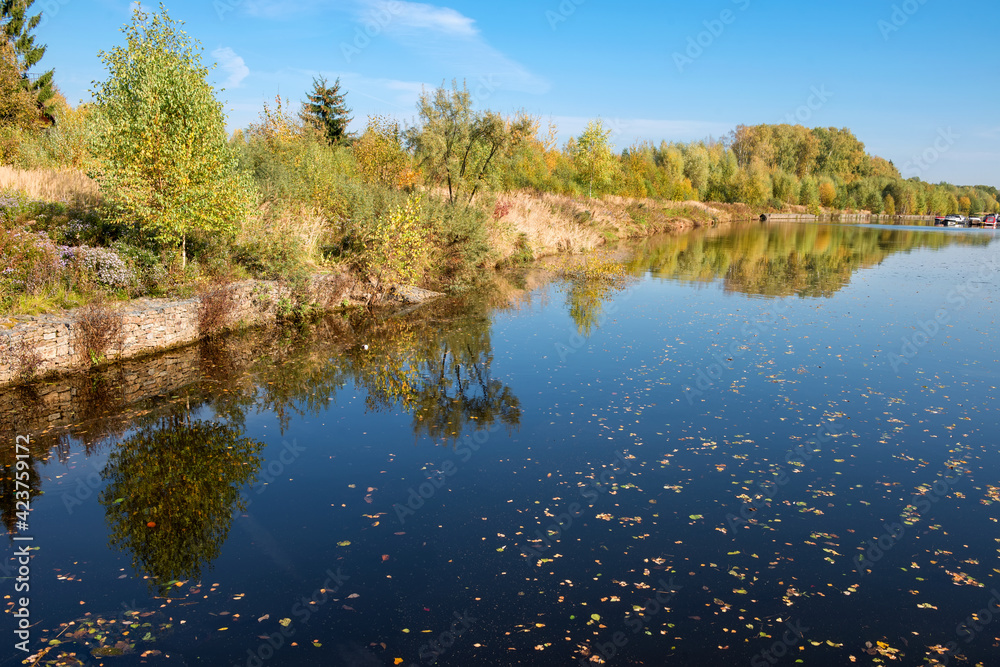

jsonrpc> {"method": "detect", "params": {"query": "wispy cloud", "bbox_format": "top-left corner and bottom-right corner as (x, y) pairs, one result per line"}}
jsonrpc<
(359, 0), (548, 95)
(241, 0), (547, 96)
(385, 1), (478, 38)
(213, 47), (251, 89)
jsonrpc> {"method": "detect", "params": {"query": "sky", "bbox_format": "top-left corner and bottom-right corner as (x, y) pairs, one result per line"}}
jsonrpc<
(33, 0), (1000, 186)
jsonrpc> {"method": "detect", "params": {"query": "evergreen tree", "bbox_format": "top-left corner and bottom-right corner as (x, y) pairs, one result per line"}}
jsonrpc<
(1, 0), (55, 123)
(301, 76), (352, 145)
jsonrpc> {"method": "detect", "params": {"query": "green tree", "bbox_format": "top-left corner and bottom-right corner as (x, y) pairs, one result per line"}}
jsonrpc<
(89, 4), (254, 268)
(100, 414), (263, 595)
(571, 119), (619, 198)
(300, 75), (352, 146)
(1, 0), (54, 123)
(407, 80), (533, 204)
(884, 193), (896, 216)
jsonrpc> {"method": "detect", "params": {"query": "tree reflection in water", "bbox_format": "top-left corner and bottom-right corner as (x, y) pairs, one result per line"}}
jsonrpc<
(99, 413), (263, 596)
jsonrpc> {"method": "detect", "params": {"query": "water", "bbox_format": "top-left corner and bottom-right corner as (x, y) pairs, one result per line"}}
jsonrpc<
(4, 221), (1000, 666)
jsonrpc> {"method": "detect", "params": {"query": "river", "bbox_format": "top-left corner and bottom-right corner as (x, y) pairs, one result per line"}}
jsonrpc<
(4, 221), (999, 666)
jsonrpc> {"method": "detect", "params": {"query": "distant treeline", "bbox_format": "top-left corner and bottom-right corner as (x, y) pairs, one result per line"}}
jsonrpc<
(500, 122), (998, 216)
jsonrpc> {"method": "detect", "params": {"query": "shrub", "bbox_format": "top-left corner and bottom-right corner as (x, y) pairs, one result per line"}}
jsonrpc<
(353, 115), (412, 189)
(75, 298), (125, 365)
(346, 193), (429, 289)
(0, 229), (65, 296)
(7, 338), (43, 381)
(493, 198), (513, 220)
(63, 245), (135, 290)
(198, 283), (237, 337)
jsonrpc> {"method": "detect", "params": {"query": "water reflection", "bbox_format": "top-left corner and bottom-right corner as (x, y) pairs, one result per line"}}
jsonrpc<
(99, 413), (264, 596)
(627, 222), (994, 297)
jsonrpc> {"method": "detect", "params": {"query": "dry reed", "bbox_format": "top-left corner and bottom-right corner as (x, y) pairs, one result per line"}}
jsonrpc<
(0, 165), (100, 208)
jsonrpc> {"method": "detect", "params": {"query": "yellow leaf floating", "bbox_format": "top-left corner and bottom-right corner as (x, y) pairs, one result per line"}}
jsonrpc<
(279, 618), (292, 627)
(337, 540), (351, 547)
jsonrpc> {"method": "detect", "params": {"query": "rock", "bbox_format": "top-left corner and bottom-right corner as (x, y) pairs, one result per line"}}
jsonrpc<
(385, 285), (445, 305)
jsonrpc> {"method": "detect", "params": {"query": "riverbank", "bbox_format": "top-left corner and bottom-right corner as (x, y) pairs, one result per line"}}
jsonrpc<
(0, 173), (747, 387)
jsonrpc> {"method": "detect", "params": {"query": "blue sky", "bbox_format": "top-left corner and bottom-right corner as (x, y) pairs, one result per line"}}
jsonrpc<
(35, 0), (999, 186)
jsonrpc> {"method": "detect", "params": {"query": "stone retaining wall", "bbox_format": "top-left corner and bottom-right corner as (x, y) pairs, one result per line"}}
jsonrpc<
(0, 272), (417, 387)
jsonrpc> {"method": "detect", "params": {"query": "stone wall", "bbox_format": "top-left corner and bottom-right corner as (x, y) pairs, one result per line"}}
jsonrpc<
(0, 273), (366, 387)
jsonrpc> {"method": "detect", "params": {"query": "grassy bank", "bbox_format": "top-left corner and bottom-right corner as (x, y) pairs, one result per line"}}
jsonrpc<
(0, 163), (746, 318)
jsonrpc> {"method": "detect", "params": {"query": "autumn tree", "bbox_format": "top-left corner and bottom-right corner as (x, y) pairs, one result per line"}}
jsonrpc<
(353, 115), (413, 189)
(101, 415), (263, 595)
(301, 75), (352, 145)
(1, 0), (54, 122)
(89, 4), (254, 268)
(818, 181), (837, 208)
(407, 80), (534, 204)
(0, 39), (34, 129)
(570, 119), (619, 198)
(883, 194), (896, 216)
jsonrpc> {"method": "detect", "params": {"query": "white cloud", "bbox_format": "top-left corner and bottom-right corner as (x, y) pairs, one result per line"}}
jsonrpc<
(213, 47), (251, 89)
(357, 1), (547, 95)
(378, 1), (478, 37)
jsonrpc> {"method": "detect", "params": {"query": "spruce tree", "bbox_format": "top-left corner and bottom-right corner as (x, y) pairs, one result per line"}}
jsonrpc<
(1, 0), (55, 123)
(301, 76), (352, 145)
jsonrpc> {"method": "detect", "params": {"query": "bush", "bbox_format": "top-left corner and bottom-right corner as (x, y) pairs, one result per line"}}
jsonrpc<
(63, 245), (135, 290)
(6, 338), (43, 381)
(346, 193), (429, 289)
(198, 283), (237, 337)
(0, 229), (65, 295)
(75, 298), (125, 365)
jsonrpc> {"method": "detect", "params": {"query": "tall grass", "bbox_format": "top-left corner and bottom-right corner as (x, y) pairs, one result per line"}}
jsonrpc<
(0, 165), (100, 208)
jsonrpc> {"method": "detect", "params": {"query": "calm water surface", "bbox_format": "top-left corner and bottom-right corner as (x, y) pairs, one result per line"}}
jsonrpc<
(4, 222), (1000, 666)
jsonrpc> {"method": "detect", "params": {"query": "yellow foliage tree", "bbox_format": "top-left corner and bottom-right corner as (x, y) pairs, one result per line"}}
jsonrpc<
(818, 181), (837, 208)
(353, 115), (414, 189)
